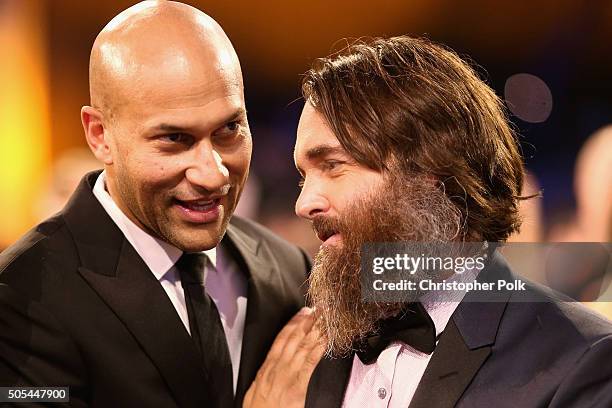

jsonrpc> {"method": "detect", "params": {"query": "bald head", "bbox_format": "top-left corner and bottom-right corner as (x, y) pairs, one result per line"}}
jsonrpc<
(81, 1), (252, 252)
(89, 0), (241, 120)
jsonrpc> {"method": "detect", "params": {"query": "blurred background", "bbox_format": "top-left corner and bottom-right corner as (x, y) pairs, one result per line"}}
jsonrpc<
(1, 1), (610, 293)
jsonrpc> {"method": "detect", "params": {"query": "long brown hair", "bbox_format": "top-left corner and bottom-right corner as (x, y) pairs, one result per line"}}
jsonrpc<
(302, 36), (525, 242)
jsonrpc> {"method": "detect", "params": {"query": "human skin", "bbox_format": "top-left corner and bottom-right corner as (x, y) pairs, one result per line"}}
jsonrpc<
(242, 101), (389, 407)
(243, 307), (325, 408)
(294, 102), (385, 248)
(81, 1), (252, 252)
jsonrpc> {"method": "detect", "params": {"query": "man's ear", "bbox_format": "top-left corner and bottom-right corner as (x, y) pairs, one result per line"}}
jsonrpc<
(81, 106), (113, 165)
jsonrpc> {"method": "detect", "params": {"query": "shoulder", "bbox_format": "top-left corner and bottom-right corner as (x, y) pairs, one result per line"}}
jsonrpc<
(528, 289), (612, 406)
(491, 279), (612, 375)
(229, 216), (311, 267)
(459, 272), (612, 404)
(513, 280), (612, 344)
(478, 252), (612, 349)
(0, 214), (78, 300)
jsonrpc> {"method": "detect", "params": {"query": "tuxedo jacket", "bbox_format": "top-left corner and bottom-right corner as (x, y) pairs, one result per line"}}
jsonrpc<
(306, 251), (612, 408)
(0, 172), (310, 407)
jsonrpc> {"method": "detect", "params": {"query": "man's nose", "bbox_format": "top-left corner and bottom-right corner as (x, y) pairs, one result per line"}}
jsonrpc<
(295, 182), (330, 220)
(185, 143), (230, 193)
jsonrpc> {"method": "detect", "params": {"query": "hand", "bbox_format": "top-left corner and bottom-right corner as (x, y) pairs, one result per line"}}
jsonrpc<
(243, 307), (326, 408)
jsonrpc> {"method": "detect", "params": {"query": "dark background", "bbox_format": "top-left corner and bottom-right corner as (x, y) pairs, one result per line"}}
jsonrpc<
(1, 0), (611, 249)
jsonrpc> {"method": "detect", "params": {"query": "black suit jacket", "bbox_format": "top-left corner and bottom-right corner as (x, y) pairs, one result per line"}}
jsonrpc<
(306, 251), (612, 407)
(0, 172), (310, 407)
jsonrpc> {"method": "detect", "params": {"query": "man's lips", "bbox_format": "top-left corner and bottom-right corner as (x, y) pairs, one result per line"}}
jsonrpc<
(321, 233), (341, 246)
(312, 216), (343, 246)
(316, 230), (332, 242)
(316, 230), (342, 246)
(174, 197), (223, 223)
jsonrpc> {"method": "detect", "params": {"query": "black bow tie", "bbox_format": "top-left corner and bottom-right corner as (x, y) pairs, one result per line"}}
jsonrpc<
(356, 302), (437, 364)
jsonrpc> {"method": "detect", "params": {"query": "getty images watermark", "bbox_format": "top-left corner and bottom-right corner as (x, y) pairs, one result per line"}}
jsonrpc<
(360, 242), (612, 303)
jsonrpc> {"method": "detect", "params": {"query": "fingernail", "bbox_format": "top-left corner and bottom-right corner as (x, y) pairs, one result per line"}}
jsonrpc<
(299, 306), (314, 316)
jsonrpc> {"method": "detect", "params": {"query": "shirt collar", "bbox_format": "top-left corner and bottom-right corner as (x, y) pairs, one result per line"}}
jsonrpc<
(92, 171), (217, 280)
(420, 267), (480, 338)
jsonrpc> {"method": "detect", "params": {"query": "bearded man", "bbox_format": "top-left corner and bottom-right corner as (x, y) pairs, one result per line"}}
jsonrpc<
(286, 36), (612, 407)
(0, 2), (311, 407)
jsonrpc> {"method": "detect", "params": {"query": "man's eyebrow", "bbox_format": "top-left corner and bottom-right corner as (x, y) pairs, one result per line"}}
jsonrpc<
(295, 144), (347, 175)
(154, 123), (190, 133)
(306, 145), (346, 161)
(151, 108), (247, 133)
(221, 107), (247, 124)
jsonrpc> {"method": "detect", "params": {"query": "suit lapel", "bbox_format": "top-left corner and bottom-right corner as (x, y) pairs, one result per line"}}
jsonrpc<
(77, 241), (210, 407)
(410, 251), (513, 408)
(409, 318), (491, 408)
(64, 173), (305, 406)
(226, 223), (296, 406)
(305, 355), (353, 408)
(64, 172), (209, 407)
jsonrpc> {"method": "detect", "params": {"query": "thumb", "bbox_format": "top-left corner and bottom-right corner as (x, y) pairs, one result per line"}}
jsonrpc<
(243, 381), (256, 408)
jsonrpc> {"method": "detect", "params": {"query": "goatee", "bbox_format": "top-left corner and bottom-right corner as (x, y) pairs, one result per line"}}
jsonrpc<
(307, 174), (462, 357)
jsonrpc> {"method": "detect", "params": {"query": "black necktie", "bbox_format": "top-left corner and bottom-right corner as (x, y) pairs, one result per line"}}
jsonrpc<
(356, 302), (437, 364)
(176, 253), (234, 406)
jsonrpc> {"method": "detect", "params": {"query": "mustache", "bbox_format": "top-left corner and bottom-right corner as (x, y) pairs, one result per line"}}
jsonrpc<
(312, 215), (343, 241)
(172, 183), (232, 199)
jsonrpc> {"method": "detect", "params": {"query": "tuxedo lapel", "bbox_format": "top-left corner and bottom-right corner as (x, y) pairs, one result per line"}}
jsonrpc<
(226, 223), (294, 406)
(63, 172), (210, 407)
(305, 355), (353, 408)
(409, 318), (491, 408)
(410, 251), (513, 408)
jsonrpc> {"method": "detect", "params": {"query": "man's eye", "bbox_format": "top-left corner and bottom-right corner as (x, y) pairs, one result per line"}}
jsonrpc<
(161, 133), (191, 144)
(214, 121), (247, 148)
(216, 121), (241, 135)
(323, 160), (343, 171)
(213, 121), (244, 143)
(225, 121), (240, 132)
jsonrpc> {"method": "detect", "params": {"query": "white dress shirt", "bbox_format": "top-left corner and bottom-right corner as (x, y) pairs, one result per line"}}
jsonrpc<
(93, 172), (247, 391)
(343, 269), (479, 408)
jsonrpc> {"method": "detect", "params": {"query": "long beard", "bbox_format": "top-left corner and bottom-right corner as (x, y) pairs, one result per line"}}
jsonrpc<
(307, 175), (462, 357)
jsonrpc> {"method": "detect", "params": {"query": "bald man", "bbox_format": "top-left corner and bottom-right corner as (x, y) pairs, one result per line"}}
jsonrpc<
(0, 2), (309, 407)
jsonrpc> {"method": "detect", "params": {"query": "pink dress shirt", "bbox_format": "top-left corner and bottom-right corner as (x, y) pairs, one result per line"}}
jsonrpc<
(343, 270), (479, 407)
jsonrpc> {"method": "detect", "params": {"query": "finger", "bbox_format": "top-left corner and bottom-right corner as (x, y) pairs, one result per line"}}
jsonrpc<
(266, 307), (314, 363)
(289, 325), (324, 372)
(275, 308), (317, 365)
(263, 310), (316, 392)
(279, 330), (326, 404)
(280, 311), (324, 377)
(284, 327), (323, 390)
(258, 307), (315, 387)
(243, 382), (255, 408)
(295, 332), (326, 390)
(304, 335), (326, 370)
(249, 314), (322, 407)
